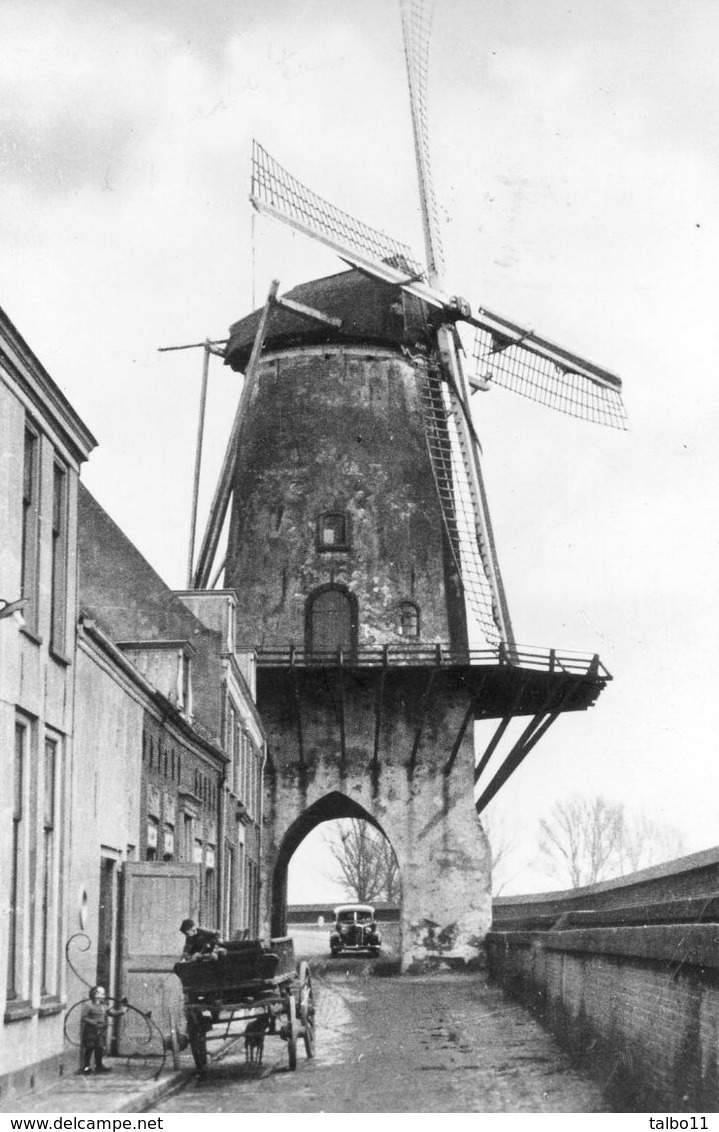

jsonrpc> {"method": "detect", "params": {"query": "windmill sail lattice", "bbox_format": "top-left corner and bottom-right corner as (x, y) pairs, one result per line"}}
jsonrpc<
(471, 324), (628, 429)
(251, 141), (423, 277)
(416, 360), (502, 644)
(400, 0), (445, 283)
(250, 142), (627, 431)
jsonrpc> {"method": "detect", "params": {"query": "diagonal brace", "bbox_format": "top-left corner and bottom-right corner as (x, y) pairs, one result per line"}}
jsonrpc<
(473, 680), (526, 785)
(474, 680), (582, 815)
(193, 281), (279, 588)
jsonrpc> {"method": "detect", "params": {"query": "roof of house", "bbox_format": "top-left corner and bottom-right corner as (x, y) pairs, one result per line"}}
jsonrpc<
(77, 483), (223, 741)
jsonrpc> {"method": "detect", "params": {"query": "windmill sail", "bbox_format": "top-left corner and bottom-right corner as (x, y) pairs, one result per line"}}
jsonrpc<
(248, 135), (625, 642)
(470, 322), (627, 429)
(250, 141), (626, 426)
(251, 141), (423, 280)
(400, 0), (444, 284)
(415, 357), (503, 646)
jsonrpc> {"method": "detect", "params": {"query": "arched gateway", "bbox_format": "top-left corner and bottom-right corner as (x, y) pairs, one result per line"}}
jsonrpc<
(270, 793), (391, 938)
(212, 269), (608, 971)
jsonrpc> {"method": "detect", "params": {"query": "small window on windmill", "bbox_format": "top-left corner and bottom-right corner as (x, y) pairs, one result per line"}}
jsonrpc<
(399, 601), (420, 638)
(317, 511), (349, 552)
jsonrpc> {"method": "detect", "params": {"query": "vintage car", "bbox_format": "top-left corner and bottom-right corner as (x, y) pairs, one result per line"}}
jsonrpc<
(329, 904), (381, 957)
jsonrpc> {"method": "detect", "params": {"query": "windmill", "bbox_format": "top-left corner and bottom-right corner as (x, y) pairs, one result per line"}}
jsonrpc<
(191, 0), (625, 821)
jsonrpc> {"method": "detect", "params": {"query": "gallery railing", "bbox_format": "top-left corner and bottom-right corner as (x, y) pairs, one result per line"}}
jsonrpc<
(255, 642), (610, 679)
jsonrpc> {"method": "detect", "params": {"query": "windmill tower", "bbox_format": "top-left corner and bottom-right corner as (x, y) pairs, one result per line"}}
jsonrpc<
(191, 0), (625, 971)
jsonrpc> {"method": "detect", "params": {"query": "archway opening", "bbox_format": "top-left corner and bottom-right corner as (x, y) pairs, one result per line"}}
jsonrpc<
(273, 792), (401, 959)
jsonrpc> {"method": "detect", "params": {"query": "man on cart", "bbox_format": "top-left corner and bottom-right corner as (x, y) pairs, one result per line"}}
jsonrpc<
(179, 918), (221, 959)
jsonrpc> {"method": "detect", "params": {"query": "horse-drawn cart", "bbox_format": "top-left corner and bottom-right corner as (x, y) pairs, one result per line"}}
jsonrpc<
(173, 936), (315, 1073)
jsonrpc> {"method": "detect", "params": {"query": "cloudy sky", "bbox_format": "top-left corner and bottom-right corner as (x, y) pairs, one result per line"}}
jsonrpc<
(3, 0), (718, 897)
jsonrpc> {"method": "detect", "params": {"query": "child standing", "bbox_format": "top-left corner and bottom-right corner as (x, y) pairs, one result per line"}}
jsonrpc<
(79, 986), (127, 1074)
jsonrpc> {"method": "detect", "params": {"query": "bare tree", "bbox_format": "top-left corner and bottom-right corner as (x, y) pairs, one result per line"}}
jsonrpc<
(540, 795), (624, 888)
(482, 807), (524, 896)
(323, 819), (400, 904)
(539, 794), (686, 889)
(617, 811), (685, 874)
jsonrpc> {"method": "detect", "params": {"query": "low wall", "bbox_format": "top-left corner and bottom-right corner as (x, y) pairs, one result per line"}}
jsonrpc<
(488, 849), (719, 1112)
(287, 903), (400, 924)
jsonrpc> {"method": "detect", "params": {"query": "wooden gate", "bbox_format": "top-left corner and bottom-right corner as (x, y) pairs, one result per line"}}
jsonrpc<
(119, 862), (199, 1052)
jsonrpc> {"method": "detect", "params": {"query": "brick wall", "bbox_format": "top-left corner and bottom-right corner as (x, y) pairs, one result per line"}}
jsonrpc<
(487, 850), (719, 1110)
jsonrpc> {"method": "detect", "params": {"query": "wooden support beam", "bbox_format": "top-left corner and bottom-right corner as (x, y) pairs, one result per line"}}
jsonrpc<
(186, 341), (212, 587)
(443, 672), (488, 777)
(407, 662), (439, 773)
(443, 700), (475, 777)
(473, 680), (526, 785)
(337, 650), (346, 763)
(274, 294), (343, 329)
(372, 646), (389, 770)
(289, 659), (305, 769)
(209, 555), (226, 590)
(193, 280), (279, 588)
(474, 680), (581, 815)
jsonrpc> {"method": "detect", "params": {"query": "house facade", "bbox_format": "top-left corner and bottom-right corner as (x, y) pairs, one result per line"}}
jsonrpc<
(0, 308), (266, 1099)
(68, 617), (227, 1053)
(0, 308), (96, 1097)
(77, 487), (266, 948)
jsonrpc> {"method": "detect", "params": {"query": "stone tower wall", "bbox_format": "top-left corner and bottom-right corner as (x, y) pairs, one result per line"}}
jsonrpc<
(259, 668), (492, 972)
(226, 345), (467, 651)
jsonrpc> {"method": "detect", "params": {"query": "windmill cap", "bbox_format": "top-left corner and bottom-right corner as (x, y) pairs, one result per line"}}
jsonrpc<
(224, 268), (432, 373)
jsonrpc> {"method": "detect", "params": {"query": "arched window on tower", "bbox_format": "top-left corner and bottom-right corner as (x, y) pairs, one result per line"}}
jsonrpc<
(306, 585), (358, 656)
(317, 511), (350, 552)
(398, 601), (420, 639)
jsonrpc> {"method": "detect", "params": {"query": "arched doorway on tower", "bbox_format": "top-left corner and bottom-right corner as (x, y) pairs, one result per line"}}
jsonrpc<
(305, 585), (358, 657)
(272, 792), (401, 960)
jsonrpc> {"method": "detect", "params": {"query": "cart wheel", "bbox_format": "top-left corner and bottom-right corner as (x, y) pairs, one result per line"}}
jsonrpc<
(285, 993), (298, 1071)
(298, 961), (316, 1059)
(188, 1021), (208, 1074)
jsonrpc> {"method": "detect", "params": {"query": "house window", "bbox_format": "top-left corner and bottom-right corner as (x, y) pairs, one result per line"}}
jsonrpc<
(224, 846), (235, 938)
(50, 461), (68, 652)
(399, 601), (420, 638)
(146, 818), (159, 861)
(243, 732), (251, 809)
(181, 653), (192, 713)
(205, 846), (217, 927)
(183, 813), (194, 861)
(306, 585), (357, 655)
(227, 602), (236, 651)
(7, 720), (28, 1000)
(226, 703), (237, 794)
(238, 727), (247, 805)
(163, 825), (175, 861)
(41, 735), (60, 995)
(317, 510), (350, 551)
(21, 426), (40, 634)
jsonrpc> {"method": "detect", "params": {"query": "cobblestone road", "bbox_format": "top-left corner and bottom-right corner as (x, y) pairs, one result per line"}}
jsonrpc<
(155, 967), (613, 1113)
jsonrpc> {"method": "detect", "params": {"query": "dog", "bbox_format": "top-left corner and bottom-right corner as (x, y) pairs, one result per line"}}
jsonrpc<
(244, 1015), (269, 1065)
